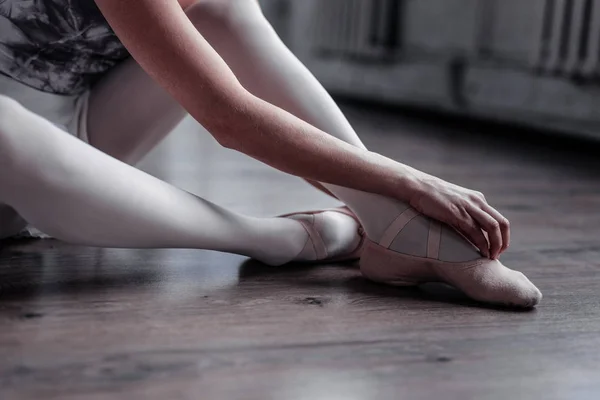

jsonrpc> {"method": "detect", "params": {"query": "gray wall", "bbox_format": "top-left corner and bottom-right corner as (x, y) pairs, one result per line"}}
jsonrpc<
(260, 0), (600, 139)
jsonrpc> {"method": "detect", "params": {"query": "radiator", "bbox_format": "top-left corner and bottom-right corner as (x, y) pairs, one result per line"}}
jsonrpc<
(310, 0), (402, 59)
(536, 0), (600, 78)
(581, 0), (600, 77)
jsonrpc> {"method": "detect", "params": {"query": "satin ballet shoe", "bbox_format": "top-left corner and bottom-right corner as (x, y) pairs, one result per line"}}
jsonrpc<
(279, 206), (366, 263)
(359, 207), (542, 308)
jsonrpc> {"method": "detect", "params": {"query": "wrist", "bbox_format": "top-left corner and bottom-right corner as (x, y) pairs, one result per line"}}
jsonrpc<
(364, 151), (424, 202)
(391, 163), (428, 204)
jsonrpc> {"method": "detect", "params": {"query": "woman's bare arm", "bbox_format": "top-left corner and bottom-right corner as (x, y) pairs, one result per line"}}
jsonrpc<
(93, 0), (420, 201)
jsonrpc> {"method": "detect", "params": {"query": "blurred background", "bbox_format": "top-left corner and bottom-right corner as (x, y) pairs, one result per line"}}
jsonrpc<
(260, 0), (600, 139)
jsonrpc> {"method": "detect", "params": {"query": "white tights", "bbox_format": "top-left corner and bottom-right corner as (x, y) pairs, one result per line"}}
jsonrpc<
(0, 1), (480, 267)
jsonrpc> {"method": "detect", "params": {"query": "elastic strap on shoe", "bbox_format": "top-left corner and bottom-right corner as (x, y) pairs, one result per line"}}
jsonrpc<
(379, 208), (419, 248)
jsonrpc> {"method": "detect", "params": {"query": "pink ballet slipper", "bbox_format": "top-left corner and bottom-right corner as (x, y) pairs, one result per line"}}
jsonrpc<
(360, 208), (542, 308)
(279, 206), (365, 263)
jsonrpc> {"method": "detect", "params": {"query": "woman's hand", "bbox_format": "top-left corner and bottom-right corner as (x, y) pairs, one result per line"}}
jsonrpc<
(407, 173), (510, 259)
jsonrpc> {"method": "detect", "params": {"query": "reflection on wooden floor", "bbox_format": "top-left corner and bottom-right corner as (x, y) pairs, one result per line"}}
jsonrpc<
(2, 104), (600, 399)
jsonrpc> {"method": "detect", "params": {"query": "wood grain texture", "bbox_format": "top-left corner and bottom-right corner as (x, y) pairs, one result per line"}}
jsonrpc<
(1, 104), (599, 400)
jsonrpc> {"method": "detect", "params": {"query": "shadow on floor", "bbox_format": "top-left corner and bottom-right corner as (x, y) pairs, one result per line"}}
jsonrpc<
(237, 258), (536, 313)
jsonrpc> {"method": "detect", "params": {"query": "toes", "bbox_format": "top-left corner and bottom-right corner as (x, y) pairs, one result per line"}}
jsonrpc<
(492, 269), (542, 308)
(454, 261), (542, 308)
(515, 271), (542, 307)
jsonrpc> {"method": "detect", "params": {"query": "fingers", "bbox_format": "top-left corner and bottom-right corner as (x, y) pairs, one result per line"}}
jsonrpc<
(481, 203), (510, 253)
(467, 206), (503, 259)
(456, 210), (490, 258)
(468, 191), (511, 257)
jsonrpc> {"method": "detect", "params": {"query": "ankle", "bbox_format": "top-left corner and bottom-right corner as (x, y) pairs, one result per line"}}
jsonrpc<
(251, 218), (308, 266)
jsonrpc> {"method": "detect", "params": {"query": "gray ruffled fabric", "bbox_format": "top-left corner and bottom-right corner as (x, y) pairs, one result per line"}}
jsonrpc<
(0, 0), (130, 95)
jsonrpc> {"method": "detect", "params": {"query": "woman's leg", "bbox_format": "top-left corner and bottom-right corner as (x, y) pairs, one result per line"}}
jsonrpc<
(0, 95), (320, 266)
(180, 1), (541, 306)
(85, 27), (361, 263)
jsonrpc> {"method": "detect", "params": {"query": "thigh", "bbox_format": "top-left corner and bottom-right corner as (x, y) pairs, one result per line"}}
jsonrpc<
(86, 57), (188, 166)
(0, 75), (84, 239)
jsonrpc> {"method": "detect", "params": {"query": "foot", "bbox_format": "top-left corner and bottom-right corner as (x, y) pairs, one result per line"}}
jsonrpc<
(360, 207), (542, 308)
(281, 206), (365, 263)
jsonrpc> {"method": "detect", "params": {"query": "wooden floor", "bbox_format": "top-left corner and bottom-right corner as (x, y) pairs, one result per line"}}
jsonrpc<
(2, 104), (600, 400)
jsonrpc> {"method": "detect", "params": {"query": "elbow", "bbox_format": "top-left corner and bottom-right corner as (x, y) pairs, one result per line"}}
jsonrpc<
(202, 91), (257, 152)
(207, 112), (243, 151)
(214, 131), (239, 150)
